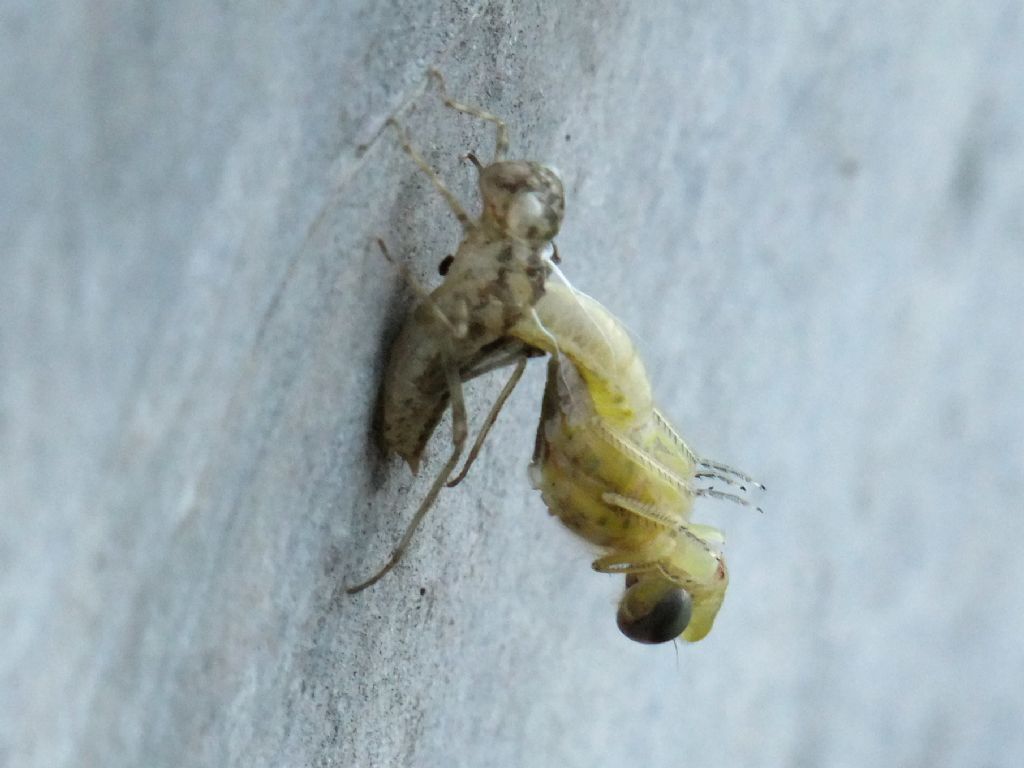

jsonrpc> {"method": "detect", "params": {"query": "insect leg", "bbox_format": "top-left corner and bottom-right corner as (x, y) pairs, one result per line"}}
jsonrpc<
(591, 553), (668, 576)
(652, 409), (766, 491)
(696, 457), (767, 491)
(692, 486), (763, 512)
(460, 341), (540, 380)
(591, 420), (696, 496)
(600, 492), (680, 529)
(446, 356), (528, 488)
(601, 493), (718, 553)
(428, 69), (509, 162)
(347, 341), (469, 594)
(385, 118), (473, 230)
(591, 419), (763, 512)
(375, 238), (466, 337)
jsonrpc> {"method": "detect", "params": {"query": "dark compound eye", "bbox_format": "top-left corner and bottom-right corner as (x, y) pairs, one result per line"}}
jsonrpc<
(438, 254), (454, 276)
(617, 584), (692, 644)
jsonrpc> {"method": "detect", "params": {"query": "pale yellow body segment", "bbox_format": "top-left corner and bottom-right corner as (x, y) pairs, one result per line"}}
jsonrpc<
(510, 283), (729, 641)
(533, 355), (727, 642)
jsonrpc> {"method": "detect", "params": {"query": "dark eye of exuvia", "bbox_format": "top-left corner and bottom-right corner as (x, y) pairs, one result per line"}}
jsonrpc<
(617, 587), (693, 644)
(438, 254), (454, 276)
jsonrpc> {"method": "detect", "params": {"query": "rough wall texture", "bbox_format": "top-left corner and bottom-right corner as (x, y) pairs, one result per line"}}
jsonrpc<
(3, 2), (1023, 766)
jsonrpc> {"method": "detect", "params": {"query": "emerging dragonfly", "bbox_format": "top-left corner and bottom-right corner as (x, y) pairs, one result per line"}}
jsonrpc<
(348, 72), (762, 644)
(511, 282), (762, 642)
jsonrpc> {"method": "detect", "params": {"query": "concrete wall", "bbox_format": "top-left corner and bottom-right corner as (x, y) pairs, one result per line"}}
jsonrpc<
(3, 2), (1022, 766)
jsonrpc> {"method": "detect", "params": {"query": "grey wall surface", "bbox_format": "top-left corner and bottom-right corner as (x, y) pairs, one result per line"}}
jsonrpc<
(3, 2), (1023, 766)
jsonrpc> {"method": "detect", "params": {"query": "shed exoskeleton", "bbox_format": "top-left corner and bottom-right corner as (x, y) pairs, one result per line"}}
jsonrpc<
(348, 72), (566, 594)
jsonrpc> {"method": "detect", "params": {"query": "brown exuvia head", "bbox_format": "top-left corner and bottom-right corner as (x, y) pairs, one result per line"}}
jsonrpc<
(477, 161), (564, 246)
